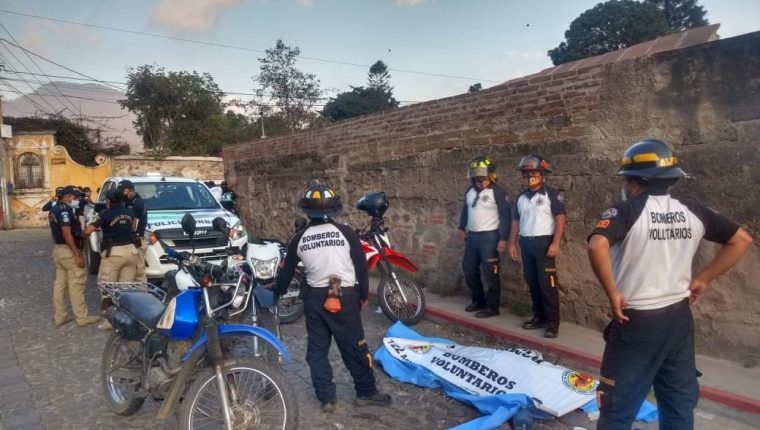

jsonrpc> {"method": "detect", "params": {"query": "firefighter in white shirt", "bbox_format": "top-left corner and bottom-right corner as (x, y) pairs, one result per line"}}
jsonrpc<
(588, 139), (752, 430)
(458, 157), (512, 318)
(508, 155), (566, 338)
(274, 184), (391, 413)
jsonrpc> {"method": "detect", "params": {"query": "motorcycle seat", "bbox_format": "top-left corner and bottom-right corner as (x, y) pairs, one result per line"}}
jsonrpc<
(115, 291), (167, 328)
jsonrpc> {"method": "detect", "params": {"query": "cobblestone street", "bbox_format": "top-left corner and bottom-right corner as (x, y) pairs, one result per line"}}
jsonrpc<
(0, 229), (604, 429)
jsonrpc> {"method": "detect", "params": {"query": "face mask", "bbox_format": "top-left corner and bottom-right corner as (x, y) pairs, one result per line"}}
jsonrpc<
(620, 186), (628, 202)
(69, 200), (80, 209)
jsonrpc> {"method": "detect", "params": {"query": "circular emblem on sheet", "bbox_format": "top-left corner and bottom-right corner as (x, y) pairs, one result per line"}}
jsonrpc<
(562, 370), (598, 394)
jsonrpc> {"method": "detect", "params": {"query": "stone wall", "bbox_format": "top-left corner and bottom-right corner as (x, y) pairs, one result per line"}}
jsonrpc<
(223, 32), (760, 363)
(111, 155), (225, 182)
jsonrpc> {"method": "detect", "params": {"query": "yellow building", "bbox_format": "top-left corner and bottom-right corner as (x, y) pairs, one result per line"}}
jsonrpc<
(2, 131), (112, 228)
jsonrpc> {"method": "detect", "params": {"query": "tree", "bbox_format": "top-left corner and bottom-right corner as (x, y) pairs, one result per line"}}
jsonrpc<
(119, 64), (226, 155)
(645, 0), (708, 31)
(2, 116), (129, 165)
(468, 83), (482, 93)
(321, 60), (399, 121)
(252, 40), (323, 133)
(548, 0), (671, 65)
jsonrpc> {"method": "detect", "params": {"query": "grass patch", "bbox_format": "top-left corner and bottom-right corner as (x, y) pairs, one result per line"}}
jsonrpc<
(510, 302), (533, 318)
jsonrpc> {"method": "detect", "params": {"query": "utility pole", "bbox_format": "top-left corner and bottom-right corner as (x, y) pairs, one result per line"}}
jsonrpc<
(0, 95), (13, 229)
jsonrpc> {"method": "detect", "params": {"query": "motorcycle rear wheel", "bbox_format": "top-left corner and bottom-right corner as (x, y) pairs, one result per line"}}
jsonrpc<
(178, 358), (298, 430)
(377, 273), (425, 325)
(101, 332), (146, 416)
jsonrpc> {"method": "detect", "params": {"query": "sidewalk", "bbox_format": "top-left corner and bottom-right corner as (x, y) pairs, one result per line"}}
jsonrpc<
(369, 278), (760, 419)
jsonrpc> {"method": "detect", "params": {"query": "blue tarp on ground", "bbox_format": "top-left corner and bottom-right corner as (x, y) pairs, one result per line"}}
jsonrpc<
(374, 322), (658, 430)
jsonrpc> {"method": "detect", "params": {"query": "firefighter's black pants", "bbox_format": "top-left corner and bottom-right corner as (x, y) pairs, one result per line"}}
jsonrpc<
(462, 230), (501, 310)
(519, 235), (559, 326)
(598, 299), (698, 430)
(304, 286), (377, 404)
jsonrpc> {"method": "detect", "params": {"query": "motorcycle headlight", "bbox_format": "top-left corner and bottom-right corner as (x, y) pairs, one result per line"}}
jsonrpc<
(230, 222), (246, 241)
(251, 257), (278, 280)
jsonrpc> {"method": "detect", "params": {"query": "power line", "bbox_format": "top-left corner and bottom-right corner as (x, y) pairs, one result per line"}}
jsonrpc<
(0, 21), (83, 117)
(0, 8), (501, 83)
(0, 38), (126, 92)
(0, 46), (62, 113)
(1, 70), (421, 103)
(0, 80), (55, 116)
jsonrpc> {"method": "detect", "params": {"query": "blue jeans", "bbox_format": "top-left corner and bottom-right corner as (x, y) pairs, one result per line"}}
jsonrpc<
(462, 230), (501, 310)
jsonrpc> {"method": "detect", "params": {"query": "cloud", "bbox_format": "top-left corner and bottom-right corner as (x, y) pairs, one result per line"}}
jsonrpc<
(505, 51), (546, 60)
(394, 0), (424, 6)
(152, 0), (246, 32)
(295, 0), (313, 6)
(18, 21), (99, 56)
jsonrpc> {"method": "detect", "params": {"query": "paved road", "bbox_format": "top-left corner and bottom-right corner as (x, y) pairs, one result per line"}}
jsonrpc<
(0, 229), (754, 430)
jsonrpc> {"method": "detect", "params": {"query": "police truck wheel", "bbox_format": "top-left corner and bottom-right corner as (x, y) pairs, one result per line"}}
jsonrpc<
(178, 358), (298, 430)
(85, 241), (101, 275)
(101, 332), (146, 416)
(377, 273), (425, 326)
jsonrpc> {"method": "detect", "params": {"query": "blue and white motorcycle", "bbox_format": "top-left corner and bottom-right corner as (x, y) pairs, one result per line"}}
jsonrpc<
(97, 213), (298, 430)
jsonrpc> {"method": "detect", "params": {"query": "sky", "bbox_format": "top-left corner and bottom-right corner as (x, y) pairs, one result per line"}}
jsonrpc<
(0, 0), (759, 108)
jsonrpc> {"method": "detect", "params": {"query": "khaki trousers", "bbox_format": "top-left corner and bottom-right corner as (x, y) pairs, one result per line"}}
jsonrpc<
(52, 245), (88, 323)
(135, 241), (148, 282)
(97, 244), (140, 282)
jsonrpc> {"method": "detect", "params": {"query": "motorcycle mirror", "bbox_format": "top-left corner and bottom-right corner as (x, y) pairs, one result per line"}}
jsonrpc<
(212, 217), (228, 234)
(181, 213), (197, 239)
(294, 217), (308, 232)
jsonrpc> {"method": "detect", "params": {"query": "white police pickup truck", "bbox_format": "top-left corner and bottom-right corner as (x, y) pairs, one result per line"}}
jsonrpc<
(84, 173), (247, 281)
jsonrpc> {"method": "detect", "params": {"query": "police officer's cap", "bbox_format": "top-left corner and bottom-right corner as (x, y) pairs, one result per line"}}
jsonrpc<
(617, 139), (686, 180)
(300, 183), (343, 220)
(118, 179), (135, 190)
(106, 189), (123, 204)
(59, 186), (82, 197)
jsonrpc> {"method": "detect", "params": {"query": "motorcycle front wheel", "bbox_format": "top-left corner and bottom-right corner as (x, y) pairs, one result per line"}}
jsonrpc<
(178, 358), (298, 430)
(277, 271), (305, 324)
(377, 272), (425, 325)
(101, 332), (146, 416)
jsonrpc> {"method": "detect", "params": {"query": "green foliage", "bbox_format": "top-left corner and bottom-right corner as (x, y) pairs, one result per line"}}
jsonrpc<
(548, 0), (673, 65)
(2, 116), (129, 165)
(645, 0), (708, 31)
(120, 64), (228, 155)
(252, 40), (323, 134)
(321, 60), (399, 121)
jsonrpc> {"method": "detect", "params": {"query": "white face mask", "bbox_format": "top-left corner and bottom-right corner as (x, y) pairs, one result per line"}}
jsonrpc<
(69, 200), (80, 209)
(620, 186), (628, 202)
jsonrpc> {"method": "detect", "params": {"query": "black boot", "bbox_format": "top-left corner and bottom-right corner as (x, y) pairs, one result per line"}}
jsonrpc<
(522, 317), (546, 330)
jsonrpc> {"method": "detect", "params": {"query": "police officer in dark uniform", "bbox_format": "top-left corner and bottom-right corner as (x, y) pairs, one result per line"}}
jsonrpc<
(119, 179), (148, 282)
(508, 155), (567, 338)
(274, 184), (391, 413)
(42, 187), (64, 212)
(458, 156), (512, 318)
(588, 139), (753, 430)
(49, 186), (100, 327)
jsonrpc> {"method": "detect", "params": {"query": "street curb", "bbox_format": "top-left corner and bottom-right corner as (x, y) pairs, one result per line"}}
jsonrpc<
(422, 305), (760, 416)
